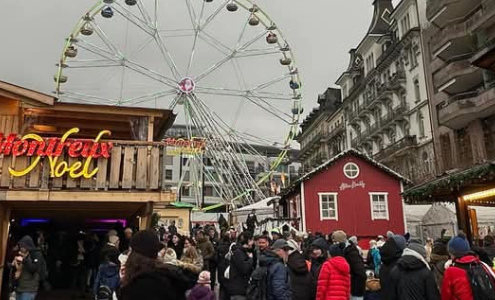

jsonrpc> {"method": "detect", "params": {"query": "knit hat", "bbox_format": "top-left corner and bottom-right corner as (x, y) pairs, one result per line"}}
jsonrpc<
(407, 240), (427, 259)
(163, 248), (178, 265)
(108, 235), (120, 245)
(349, 236), (358, 245)
(432, 239), (449, 256)
(108, 229), (118, 237)
(130, 230), (161, 259)
(198, 271), (211, 285)
(448, 234), (470, 258)
(287, 239), (299, 254)
(329, 242), (345, 257)
(311, 238), (329, 252)
(332, 230), (347, 244)
(18, 236), (35, 251)
(386, 231), (394, 239)
(484, 235), (495, 247)
(391, 235), (407, 251)
(272, 239), (293, 251)
(271, 228), (281, 235)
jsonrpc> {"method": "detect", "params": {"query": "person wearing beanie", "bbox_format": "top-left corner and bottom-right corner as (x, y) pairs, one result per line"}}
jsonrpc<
(271, 228), (282, 243)
(331, 230), (347, 244)
(366, 240), (381, 276)
(163, 248), (178, 266)
(316, 242), (350, 300)
(226, 231), (254, 299)
(429, 239), (450, 291)
(386, 231), (394, 239)
(309, 237), (329, 294)
(286, 238), (313, 300)
(379, 235), (406, 299)
(118, 230), (190, 300)
(483, 234), (495, 262)
(187, 271), (215, 300)
(388, 240), (440, 300)
(441, 234), (495, 300)
(14, 235), (45, 299)
(342, 234), (366, 300)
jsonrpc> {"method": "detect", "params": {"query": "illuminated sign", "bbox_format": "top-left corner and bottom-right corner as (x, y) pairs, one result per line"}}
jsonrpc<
(163, 137), (206, 156)
(1, 128), (112, 178)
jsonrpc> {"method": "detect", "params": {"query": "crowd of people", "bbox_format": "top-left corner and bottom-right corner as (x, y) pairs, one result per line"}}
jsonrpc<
(5, 223), (495, 300)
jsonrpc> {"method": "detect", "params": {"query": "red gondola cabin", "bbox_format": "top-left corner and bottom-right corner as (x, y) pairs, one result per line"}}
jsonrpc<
(279, 149), (410, 248)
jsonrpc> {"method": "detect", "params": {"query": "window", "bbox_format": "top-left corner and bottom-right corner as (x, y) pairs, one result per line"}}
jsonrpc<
(165, 169), (173, 180)
(414, 80), (421, 102)
(182, 157), (189, 166)
(343, 162), (360, 179)
(370, 193), (389, 220)
(204, 186), (214, 197)
(165, 155), (173, 165)
(181, 186), (191, 197)
(418, 111), (425, 137)
(319, 193), (338, 220)
(183, 171), (190, 181)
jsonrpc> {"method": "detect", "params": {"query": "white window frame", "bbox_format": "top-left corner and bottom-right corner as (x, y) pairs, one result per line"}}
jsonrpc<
(369, 192), (390, 220)
(343, 162), (360, 179)
(318, 192), (339, 221)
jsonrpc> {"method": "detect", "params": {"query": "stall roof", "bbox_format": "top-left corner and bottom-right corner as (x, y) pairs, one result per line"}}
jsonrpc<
(280, 149), (411, 197)
(234, 197), (278, 212)
(0, 80), (54, 106)
(403, 161), (495, 204)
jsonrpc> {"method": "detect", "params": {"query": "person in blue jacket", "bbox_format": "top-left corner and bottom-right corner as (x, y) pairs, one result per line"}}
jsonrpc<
(266, 239), (292, 300)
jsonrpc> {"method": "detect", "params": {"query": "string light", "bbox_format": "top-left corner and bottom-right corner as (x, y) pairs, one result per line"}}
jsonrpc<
(463, 188), (495, 202)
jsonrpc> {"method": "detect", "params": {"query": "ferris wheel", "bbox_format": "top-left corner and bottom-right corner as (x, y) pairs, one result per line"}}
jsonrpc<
(54, 0), (303, 208)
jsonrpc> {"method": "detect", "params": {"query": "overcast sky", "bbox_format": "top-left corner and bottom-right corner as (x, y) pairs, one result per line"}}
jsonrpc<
(0, 0), (399, 145)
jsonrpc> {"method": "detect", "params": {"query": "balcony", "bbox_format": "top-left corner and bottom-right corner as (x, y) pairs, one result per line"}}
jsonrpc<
(389, 70), (406, 90)
(434, 56), (484, 94)
(438, 85), (495, 129)
(297, 132), (324, 159)
(427, 0), (481, 28)
(374, 135), (418, 162)
(324, 123), (345, 142)
(351, 137), (360, 149)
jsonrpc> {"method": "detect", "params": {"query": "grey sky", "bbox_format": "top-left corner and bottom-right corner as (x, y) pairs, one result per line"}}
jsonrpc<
(0, 0), (390, 145)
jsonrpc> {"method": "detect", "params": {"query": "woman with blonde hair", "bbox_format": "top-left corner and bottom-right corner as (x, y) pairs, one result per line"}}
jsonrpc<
(179, 238), (204, 289)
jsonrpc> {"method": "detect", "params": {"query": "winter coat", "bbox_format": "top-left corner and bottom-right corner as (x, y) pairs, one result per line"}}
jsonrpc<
(441, 255), (489, 300)
(187, 285), (216, 300)
(118, 265), (189, 300)
(16, 236), (42, 293)
(389, 253), (440, 300)
(94, 263), (120, 295)
(227, 244), (253, 296)
(430, 253), (449, 291)
(316, 256), (350, 300)
(287, 251), (312, 300)
(101, 243), (120, 264)
(265, 251), (291, 300)
(216, 240), (231, 286)
(380, 238), (403, 299)
(369, 248), (381, 275)
(484, 245), (495, 262)
(344, 244), (366, 297)
(197, 239), (215, 270)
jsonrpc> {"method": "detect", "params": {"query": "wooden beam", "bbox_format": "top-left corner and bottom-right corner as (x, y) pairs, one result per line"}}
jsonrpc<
(147, 116), (154, 142)
(0, 203), (11, 297)
(0, 81), (54, 105)
(4, 190), (174, 202)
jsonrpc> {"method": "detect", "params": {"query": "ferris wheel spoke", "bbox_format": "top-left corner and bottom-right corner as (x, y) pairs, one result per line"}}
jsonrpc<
(119, 88), (177, 105)
(153, 32), (182, 80)
(198, 32), (232, 55)
(59, 91), (118, 104)
(122, 58), (177, 88)
(199, 0), (229, 31)
(90, 20), (125, 58)
(76, 39), (122, 62)
(251, 72), (292, 91)
(159, 29), (196, 38)
(136, 0), (155, 30)
(243, 95), (292, 124)
(184, 0), (198, 31)
(236, 47), (281, 58)
(194, 87), (293, 101)
(65, 59), (122, 69)
(112, 2), (155, 36)
(186, 0), (207, 76)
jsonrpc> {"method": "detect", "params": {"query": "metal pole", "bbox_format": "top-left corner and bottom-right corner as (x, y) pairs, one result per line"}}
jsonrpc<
(201, 153), (206, 208)
(178, 150), (183, 202)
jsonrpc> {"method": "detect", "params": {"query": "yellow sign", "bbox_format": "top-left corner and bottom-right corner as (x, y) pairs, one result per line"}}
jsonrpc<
(6, 128), (112, 178)
(163, 137), (206, 156)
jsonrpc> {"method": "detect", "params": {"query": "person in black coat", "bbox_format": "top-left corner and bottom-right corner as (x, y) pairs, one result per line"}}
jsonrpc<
(227, 232), (254, 299)
(217, 233), (232, 300)
(118, 230), (189, 300)
(343, 242), (367, 299)
(286, 239), (312, 300)
(379, 235), (406, 300)
(389, 240), (440, 300)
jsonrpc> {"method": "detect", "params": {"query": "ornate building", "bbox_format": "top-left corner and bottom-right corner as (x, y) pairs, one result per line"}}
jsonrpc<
(297, 88), (343, 172)
(335, 0), (435, 184)
(422, 0), (495, 173)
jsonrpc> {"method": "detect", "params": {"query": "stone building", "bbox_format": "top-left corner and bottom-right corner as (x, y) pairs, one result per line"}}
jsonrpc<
(296, 88), (343, 172)
(422, 0), (495, 173)
(335, 0), (435, 184)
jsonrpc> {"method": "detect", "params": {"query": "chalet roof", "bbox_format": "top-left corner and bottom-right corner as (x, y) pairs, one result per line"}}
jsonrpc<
(280, 149), (411, 197)
(368, 0), (394, 35)
(0, 80), (54, 106)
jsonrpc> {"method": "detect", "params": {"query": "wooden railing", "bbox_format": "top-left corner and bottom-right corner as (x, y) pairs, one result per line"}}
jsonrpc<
(0, 141), (169, 192)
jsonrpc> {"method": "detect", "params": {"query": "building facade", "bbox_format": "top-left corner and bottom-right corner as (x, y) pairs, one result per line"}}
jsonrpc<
(336, 0), (435, 184)
(279, 149), (409, 247)
(297, 88), (343, 172)
(422, 0), (495, 173)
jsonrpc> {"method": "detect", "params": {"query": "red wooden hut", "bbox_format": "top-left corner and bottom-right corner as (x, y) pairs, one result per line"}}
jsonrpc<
(279, 149), (411, 247)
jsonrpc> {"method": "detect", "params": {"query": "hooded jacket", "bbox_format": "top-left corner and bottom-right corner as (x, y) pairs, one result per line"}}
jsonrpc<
(344, 243), (366, 297)
(389, 250), (440, 300)
(264, 251), (291, 300)
(316, 256), (350, 300)
(441, 255), (491, 300)
(227, 244), (253, 296)
(94, 262), (120, 296)
(187, 285), (216, 300)
(287, 250), (312, 300)
(16, 236), (43, 293)
(197, 238), (215, 269)
(380, 238), (404, 299)
(118, 265), (189, 300)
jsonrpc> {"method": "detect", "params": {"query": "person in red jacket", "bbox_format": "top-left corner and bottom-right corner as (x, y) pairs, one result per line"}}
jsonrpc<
(316, 242), (351, 300)
(441, 234), (495, 300)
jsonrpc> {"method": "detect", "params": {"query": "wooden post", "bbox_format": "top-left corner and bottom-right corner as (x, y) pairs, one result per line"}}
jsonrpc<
(139, 202), (154, 230)
(147, 116), (154, 142)
(455, 195), (472, 242)
(0, 204), (11, 297)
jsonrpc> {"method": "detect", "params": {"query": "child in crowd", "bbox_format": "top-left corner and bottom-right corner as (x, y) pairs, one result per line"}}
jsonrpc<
(187, 271), (216, 300)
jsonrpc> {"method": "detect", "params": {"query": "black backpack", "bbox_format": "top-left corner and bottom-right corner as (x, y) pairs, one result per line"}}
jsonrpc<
(455, 261), (495, 300)
(247, 266), (268, 300)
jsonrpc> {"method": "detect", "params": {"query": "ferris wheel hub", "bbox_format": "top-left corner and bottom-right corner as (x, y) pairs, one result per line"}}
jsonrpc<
(178, 77), (196, 94)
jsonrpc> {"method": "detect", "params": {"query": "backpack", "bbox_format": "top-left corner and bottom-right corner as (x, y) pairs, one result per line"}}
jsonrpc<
(455, 261), (495, 300)
(97, 286), (113, 300)
(246, 266), (268, 300)
(96, 265), (120, 299)
(224, 243), (236, 280)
